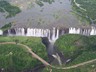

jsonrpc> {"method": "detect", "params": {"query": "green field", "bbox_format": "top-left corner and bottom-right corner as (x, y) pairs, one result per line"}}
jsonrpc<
(0, 36), (48, 72)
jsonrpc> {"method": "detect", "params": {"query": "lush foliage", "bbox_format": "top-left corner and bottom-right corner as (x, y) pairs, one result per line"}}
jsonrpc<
(55, 34), (88, 58)
(55, 34), (96, 65)
(1, 23), (12, 31)
(43, 61), (96, 72)
(0, 1), (21, 18)
(0, 44), (33, 72)
(0, 36), (48, 72)
(55, 34), (96, 62)
(43, 53), (96, 72)
(71, 0), (96, 24)
(0, 36), (48, 60)
(43, 34), (96, 72)
(67, 51), (96, 66)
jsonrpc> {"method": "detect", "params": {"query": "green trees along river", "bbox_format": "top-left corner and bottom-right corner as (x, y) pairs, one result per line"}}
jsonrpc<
(0, 1), (21, 18)
(71, 0), (96, 24)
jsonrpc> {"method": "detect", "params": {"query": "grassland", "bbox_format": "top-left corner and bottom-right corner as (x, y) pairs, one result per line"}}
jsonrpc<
(0, 36), (48, 72)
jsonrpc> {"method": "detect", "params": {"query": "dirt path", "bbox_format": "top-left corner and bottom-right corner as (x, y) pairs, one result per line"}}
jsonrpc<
(0, 42), (50, 66)
(0, 42), (96, 70)
(52, 58), (96, 69)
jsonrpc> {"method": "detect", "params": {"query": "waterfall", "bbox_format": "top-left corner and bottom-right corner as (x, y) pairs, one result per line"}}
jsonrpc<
(2, 26), (96, 41)
(82, 29), (91, 36)
(69, 27), (80, 34)
(25, 27), (59, 43)
(69, 27), (96, 36)
(15, 28), (25, 36)
(26, 28), (50, 37)
(48, 28), (59, 43)
(8, 29), (12, 36)
(0, 29), (3, 35)
(90, 27), (96, 35)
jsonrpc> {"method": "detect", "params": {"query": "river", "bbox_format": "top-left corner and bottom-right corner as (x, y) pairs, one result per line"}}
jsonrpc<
(0, 0), (88, 28)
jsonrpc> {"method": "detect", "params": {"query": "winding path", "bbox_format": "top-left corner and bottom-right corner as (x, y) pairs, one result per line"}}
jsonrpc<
(0, 42), (96, 70)
(52, 58), (96, 69)
(0, 42), (51, 66)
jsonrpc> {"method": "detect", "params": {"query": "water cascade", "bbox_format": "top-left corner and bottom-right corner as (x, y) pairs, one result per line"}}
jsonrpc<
(2, 27), (59, 43)
(49, 28), (59, 43)
(69, 27), (80, 34)
(15, 28), (25, 36)
(0, 29), (3, 35)
(1, 26), (96, 40)
(1, 26), (96, 65)
(90, 27), (96, 35)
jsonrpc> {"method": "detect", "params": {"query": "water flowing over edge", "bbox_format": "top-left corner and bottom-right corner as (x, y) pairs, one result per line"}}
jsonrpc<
(0, 27), (96, 43)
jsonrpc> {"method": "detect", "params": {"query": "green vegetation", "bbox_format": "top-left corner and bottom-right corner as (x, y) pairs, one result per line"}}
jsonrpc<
(71, 0), (96, 24)
(43, 34), (96, 72)
(0, 36), (48, 72)
(67, 51), (96, 66)
(0, 23), (12, 31)
(55, 34), (88, 58)
(0, 1), (21, 18)
(0, 44), (33, 72)
(43, 61), (96, 72)
(55, 34), (96, 64)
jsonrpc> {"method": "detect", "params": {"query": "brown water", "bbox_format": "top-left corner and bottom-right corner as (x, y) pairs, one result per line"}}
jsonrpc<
(0, 0), (88, 28)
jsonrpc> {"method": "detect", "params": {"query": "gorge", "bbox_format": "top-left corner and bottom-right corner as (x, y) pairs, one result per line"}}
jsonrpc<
(1, 26), (96, 60)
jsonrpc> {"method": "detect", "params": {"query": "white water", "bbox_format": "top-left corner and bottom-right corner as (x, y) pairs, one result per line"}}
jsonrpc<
(4, 27), (59, 43)
(90, 27), (96, 35)
(1, 26), (96, 42)
(26, 28), (50, 37)
(69, 27), (80, 34)
(68, 27), (95, 36)
(49, 28), (59, 43)
(15, 28), (25, 36)
(0, 29), (3, 35)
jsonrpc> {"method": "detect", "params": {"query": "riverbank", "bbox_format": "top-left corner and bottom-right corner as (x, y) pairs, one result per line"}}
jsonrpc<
(0, 36), (49, 72)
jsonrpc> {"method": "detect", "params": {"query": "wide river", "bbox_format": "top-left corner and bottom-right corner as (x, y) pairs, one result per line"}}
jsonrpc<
(0, 0), (89, 29)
